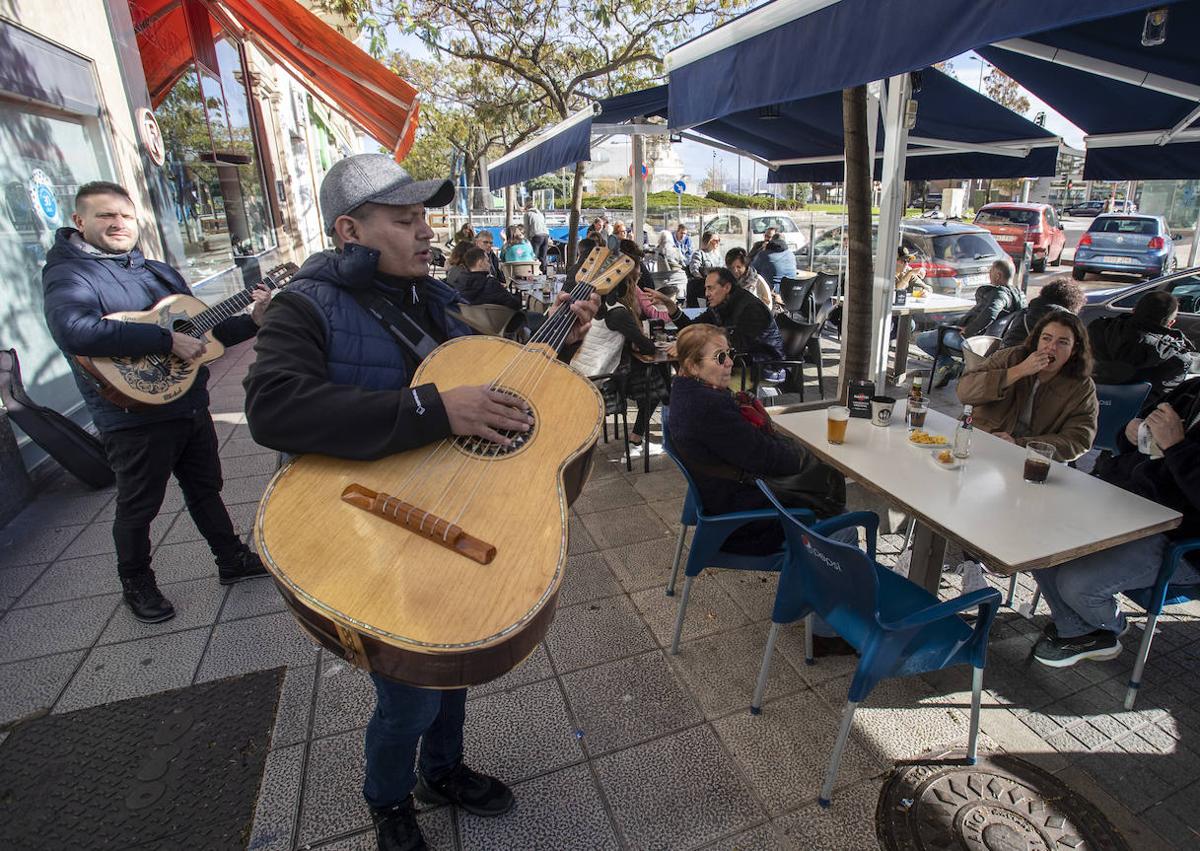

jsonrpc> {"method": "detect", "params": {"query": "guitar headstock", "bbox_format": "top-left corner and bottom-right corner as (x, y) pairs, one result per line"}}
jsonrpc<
(587, 255), (636, 295)
(261, 262), (299, 291)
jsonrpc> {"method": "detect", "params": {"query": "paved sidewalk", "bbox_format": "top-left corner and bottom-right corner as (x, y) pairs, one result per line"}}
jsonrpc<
(1, 340), (1198, 849)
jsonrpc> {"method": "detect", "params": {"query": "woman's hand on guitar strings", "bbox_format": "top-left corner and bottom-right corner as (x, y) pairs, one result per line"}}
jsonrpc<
(551, 292), (600, 346)
(441, 384), (534, 446)
(249, 284), (273, 326)
(171, 332), (206, 361)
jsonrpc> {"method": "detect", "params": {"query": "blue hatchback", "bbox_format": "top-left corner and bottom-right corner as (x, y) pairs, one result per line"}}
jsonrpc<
(1072, 214), (1177, 282)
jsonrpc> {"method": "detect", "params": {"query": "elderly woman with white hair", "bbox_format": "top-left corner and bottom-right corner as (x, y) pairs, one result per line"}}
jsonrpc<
(653, 229), (688, 293)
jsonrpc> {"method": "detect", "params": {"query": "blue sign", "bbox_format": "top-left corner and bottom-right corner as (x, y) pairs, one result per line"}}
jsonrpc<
(28, 169), (61, 227)
(672, 180), (686, 195)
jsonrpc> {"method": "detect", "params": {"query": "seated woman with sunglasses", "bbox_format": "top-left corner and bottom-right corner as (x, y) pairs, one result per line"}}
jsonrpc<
(667, 325), (854, 655)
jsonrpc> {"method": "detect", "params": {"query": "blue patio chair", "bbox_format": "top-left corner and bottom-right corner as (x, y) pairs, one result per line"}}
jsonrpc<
(661, 433), (814, 655)
(753, 480), (1001, 807)
(1120, 538), (1200, 709)
(1005, 381), (1152, 609)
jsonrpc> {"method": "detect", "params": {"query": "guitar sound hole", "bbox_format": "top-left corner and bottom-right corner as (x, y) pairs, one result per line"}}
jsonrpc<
(452, 388), (534, 457)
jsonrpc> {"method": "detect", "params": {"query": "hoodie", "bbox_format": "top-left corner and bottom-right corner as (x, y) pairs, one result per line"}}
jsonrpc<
(456, 269), (522, 311)
(749, 234), (798, 290)
(41, 227), (258, 432)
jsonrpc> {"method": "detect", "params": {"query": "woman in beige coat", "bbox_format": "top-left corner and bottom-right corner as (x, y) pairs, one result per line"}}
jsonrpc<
(956, 311), (1098, 461)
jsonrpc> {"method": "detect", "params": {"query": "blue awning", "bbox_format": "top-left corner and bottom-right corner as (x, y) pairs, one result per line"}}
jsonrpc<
(594, 85), (669, 126)
(665, 0), (1165, 129)
(487, 106), (595, 189)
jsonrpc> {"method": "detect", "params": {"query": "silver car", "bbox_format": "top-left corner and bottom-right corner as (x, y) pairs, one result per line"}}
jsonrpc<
(701, 212), (809, 254)
(1078, 267), (1200, 348)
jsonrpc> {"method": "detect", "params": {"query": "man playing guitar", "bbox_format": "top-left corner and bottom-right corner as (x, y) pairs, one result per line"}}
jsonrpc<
(243, 155), (597, 850)
(42, 182), (272, 624)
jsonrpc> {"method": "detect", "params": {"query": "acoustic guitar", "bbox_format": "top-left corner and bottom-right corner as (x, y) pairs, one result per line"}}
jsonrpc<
(75, 262), (298, 408)
(255, 247), (635, 688)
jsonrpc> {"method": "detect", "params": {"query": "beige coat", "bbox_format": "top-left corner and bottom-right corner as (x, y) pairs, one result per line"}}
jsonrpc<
(956, 346), (1098, 461)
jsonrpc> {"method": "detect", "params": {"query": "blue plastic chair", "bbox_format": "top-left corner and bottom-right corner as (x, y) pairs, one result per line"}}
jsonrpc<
(753, 480), (1002, 807)
(1121, 539), (1200, 709)
(661, 435), (814, 655)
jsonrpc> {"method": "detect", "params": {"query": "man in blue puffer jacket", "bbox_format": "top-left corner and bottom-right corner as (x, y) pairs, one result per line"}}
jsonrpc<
(42, 181), (271, 625)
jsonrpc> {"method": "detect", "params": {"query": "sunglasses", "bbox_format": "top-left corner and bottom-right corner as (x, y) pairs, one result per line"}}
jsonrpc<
(710, 349), (734, 365)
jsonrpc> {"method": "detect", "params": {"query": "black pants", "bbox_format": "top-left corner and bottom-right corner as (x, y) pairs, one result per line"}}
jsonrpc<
(102, 413), (242, 578)
(530, 234), (549, 273)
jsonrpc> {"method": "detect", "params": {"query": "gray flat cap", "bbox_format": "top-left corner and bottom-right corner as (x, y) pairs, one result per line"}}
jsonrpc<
(320, 153), (454, 235)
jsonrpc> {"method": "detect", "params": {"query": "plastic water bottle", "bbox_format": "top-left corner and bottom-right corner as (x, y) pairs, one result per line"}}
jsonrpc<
(952, 404), (973, 459)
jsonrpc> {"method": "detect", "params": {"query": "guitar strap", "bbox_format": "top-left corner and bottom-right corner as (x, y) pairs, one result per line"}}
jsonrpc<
(347, 286), (440, 365)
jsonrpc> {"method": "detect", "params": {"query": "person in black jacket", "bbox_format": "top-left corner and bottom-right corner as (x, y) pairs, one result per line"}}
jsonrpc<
(455, 247), (522, 311)
(1089, 291), (1195, 403)
(1032, 376), (1200, 668)
(1001, 278), (1086, 347)
(41, 181), (270, 624)
(242, 155), (597, 851)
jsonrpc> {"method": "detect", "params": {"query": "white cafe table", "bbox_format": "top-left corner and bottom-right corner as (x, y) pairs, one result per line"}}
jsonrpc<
(889, 292), (975, 382)
(773, 402), (1182, 594)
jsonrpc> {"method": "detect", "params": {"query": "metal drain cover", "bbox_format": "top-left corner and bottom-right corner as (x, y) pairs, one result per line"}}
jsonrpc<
(877, 752), (1130, 851)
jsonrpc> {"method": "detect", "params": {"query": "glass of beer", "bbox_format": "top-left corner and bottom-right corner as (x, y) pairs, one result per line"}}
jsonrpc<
(1023, 441), (1054, 484)
(908, 398), (928, 429)
(827, 405), (850, 445)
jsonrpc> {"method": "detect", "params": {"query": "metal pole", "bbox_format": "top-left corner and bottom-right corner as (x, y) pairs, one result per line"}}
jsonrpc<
(871, 74), (913, 389)
(632, 132), (647, 246)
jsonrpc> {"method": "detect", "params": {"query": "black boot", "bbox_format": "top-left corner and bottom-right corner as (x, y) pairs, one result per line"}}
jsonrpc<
(121, 571), (175, 623)
(371, 798), (427, 851)
(415, 762), (514, 817)
(216, 546), (269, 585)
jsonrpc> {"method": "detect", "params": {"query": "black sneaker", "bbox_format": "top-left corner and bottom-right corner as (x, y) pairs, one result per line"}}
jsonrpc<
(217, 547), (269, 585)
(1033, 629), (1122, 668)
(121, 571), (176, 623)
(371, 798), (427, 851)
(414, 762), (514, 817)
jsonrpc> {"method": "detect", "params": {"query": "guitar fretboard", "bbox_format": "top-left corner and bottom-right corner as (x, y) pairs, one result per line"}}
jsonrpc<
(183, 264), (295, 337)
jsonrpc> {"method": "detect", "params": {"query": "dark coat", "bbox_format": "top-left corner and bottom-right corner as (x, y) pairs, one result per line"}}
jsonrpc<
(674, 284), (784, 366)
(750, 234), (798, 290)
(1089, 313), (1194, 401)
(456, 270), (522, 311)
(1000, 297), (1071, 347)
(961, 283), (1024, 338)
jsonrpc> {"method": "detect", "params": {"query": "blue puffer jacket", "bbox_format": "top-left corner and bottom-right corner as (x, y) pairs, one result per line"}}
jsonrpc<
(750, 234), (798, 290)
(41, 227), (257, 432)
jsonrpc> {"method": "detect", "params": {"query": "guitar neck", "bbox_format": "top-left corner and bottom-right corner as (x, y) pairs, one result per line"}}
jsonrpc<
(531, 282), (593, 352)
(186, 263), (296, 337)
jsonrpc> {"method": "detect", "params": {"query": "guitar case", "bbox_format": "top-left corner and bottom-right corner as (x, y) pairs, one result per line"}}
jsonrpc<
(0, 349), (115, 489)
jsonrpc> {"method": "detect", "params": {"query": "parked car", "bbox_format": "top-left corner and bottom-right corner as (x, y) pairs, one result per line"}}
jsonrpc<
(1063, 199), (1105, 217)
(1072, 214), (1177, 282)
(802, 219), (1010, 299)
(701, 212), (808, 254)
(1078, 267), (1200, 349)
(972, 202), (1066, 272)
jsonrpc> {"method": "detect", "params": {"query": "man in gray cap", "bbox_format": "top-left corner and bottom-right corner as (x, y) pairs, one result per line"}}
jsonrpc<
(243, 153), (596, 851)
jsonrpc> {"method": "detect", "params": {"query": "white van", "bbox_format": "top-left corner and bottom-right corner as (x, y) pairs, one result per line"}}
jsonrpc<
(700, 212), (809, 254)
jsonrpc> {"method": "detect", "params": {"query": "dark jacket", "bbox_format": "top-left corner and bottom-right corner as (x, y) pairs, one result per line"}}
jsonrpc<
(1000, 297), (1070, 347)
(41, 227), (258, 432)
(243, 243), (472, 460)
(750, 234), (798, 290)
(456, 270), (522, 311)
(961, 282), (1025, 338)
(673, 285), (784, 366)
(1088, 313), (1194, 401)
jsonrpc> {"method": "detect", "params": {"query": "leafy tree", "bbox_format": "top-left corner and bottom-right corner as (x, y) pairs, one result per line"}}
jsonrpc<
(983, 67), (1031, 115)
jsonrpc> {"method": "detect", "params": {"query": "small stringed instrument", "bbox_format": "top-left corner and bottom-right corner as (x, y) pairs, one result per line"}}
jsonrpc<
(256, 247), (635, 688)
(75, 262), (298, 408)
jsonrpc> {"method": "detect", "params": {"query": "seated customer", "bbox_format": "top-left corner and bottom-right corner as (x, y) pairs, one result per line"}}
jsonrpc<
(750, 232), (798, 292)
(956, 312), (1098, 462)
(473, 229), (503, 278)
(654, 229), (688, 293)
(685, 231), (722, 308)
(1089, 291), (1195, 404)
(727, 247), (774, 309)
(444, 240), (473, 289)
(667, 324), (852, 655)
(1031, 376), (1200, 667)
(456, 247), (522, 311)
(1001, 277), (1086, 347)
(914, 259), (1024, 386)
(501, 225), (535, 263)
(617, 239), (669, 322)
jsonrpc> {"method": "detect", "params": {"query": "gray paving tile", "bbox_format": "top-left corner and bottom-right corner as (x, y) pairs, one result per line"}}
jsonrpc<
(220, 575), (285, 621)
(196, 611), (319, 681)
(630, 572), (749, 646)
(572, 475), (644, 515)
(602, 535), (686, 594)
(268, 662), (317, 751)
(626, 467), (688, 503)
(595, 724), (764, 851)
(668, 623), (808, 720)
(98, 577), (225, 644)
(15, 554), (119, 608)
(298, 728), (371, 845)
(459, 762), (618, 851)
(0, 594), (119, 664)
(557, 552), (624, 609)
(0, 521), (84, 567)
(220, 436), (273, 459)
(0, 650), (84, 726)
(714, 570), (782, 623)
(545, 594), (657, 674)
(149, 538), (223, 584)
(56, 513), (173, 560)
(699, 823), (788, 851)
(55, 627), (210, 713)
(315, 807), (456, 850)
(714, 689), (882, 816)
(220, 451), (282, 479)
(0, 562), (48, 610)
(646, 497), (685, 530)
(579, 505), (674, 550)
(247, 742), (304, 851)
(219, 473), (273, 505)
(568, 516), (597, 555)
(470, 643), (555, 700)
(159, 500), (258, 547)
(465, 678), (583, 784)
(774, 621), (862, 687)
(772, 774), (885, 849)
(562, 649), (703, 755)
(314, 657), (376, 738)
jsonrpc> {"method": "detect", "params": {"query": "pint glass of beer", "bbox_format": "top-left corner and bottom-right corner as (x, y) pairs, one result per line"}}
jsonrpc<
(827, 406), (850, 444)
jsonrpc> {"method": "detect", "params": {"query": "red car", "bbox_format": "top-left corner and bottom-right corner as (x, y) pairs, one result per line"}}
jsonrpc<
(972, 203), (1067, 272)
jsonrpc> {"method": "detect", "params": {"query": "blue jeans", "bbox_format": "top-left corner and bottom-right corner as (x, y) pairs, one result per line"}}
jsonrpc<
(362, 674), (467, 808)
(913, 328), (962, 374)
(1033, 534), (1200, 638)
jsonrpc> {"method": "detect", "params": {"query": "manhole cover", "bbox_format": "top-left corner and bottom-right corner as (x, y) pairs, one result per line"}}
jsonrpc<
(877, 752), (1130, 851)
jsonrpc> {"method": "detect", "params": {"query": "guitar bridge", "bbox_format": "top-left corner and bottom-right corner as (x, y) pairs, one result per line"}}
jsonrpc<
(341, 484), (496, 565)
